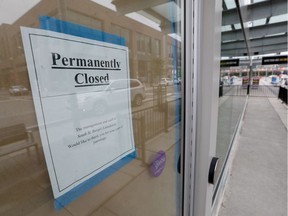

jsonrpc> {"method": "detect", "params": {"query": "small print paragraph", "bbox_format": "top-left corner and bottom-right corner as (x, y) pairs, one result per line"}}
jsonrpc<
(68, 117), (123, 148)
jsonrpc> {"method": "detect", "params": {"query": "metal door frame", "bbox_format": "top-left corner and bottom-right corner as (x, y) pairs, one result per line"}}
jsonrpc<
(182, 0), (222, 215)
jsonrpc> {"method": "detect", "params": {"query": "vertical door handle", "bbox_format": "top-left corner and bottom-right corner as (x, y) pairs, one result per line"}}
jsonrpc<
(177, 154), (181, 174)
(208, 157), (219, 184)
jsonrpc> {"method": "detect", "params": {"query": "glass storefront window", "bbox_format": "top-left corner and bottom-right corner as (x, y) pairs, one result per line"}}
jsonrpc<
(0, 0), (183, 215)
(214, 0), (248, 196)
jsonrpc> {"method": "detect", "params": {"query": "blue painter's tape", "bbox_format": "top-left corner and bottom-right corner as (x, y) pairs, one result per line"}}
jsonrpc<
(39, 16), (134, 209)
(39, 16), (125, 46)
(167, 5), (182, 216)
(54, 151), (136, 210)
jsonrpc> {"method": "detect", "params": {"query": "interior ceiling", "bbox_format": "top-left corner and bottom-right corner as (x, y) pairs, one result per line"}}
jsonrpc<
(222, 0), (288, 57)
(111, 0), (287, 57)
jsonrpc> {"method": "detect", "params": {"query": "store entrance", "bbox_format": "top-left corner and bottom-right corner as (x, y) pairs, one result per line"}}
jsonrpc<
(0, 0), (184, 215)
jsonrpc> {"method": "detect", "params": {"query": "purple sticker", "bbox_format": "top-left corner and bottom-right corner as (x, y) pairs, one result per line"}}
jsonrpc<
(151, 151), (166, 177)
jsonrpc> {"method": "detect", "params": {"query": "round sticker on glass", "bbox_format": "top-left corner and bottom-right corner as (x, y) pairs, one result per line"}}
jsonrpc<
(151, 151), (166, 177)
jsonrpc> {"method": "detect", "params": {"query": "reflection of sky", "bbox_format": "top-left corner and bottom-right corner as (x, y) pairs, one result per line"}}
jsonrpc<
(0, 0), (185, 39)
(91, 0), (116, 11)
(92, 0), (161, 31)
(0, 0), (161, 31)
(0, 0), (41, 24)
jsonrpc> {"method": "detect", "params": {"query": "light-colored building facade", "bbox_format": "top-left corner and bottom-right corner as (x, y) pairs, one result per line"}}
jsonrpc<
(0, 0), (181, 89)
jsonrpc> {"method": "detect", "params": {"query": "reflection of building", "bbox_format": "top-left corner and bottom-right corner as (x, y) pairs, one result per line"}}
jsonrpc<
(0, 24), (28, 88)
(0, 0), (181, 89)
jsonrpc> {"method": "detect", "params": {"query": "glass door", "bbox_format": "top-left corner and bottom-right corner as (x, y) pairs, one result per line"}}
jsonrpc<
(184, 0), (224, 216)
(0, 1), (184, 215)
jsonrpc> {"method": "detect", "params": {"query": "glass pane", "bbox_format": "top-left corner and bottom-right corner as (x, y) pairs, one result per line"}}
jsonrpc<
(0, 0), (183, 215)
(215, 3), (248, 193)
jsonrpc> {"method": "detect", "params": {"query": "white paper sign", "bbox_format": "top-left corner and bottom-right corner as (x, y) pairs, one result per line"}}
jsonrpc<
(21, 27), (135, 198)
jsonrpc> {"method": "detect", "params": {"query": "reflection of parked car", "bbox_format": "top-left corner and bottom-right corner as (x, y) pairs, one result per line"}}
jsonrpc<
(130, 79), (146, 106)
(71, 79), (146, 115)
(107, 79), (146, 106)
(9, 85), (29, 96)
(160, 78), (173, 85)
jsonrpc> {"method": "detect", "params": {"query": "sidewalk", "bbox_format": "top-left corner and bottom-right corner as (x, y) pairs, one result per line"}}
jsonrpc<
(218, 97), (287, 216)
